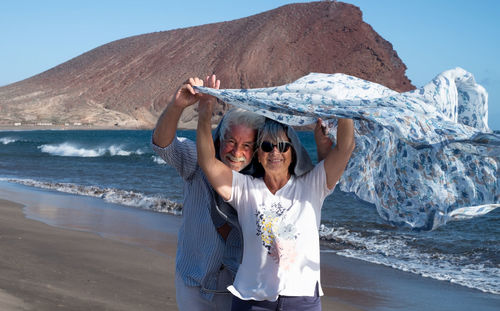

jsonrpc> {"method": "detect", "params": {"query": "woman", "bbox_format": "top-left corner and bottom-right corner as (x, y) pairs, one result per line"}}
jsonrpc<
(196, 79), (355, 310)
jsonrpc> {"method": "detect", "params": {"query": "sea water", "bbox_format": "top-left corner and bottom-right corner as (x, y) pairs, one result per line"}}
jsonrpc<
(0, 129), (498, 295)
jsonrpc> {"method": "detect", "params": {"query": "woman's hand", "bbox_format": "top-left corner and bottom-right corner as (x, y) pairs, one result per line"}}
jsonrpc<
(197, 75), (220, 120)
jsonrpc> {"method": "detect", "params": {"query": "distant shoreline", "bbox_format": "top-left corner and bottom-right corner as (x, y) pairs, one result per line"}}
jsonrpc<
(0, 125), (154, 131)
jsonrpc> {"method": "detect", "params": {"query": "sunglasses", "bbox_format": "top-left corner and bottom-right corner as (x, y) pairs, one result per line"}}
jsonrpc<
(260, 141), (292, 153)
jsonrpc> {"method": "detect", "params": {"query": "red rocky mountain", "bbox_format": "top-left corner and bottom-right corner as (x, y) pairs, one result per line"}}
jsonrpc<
(0, 1), (414, 129)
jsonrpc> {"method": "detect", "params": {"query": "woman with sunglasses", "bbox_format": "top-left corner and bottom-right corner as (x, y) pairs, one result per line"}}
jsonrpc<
(197, 87), (355, 311)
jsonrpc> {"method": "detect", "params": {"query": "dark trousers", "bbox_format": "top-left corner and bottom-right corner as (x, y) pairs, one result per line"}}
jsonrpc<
(231, 283), (321, 311)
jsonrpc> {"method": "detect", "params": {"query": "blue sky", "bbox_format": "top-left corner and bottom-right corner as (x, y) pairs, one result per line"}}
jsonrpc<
(1, 0), (499, 129)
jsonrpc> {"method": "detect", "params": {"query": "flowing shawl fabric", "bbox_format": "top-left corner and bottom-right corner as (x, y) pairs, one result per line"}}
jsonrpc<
(195, 68), (500, 230)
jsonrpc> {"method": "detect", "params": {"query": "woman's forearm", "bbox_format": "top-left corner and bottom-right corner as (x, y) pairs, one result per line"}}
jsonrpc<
(196, 102), (233, 201)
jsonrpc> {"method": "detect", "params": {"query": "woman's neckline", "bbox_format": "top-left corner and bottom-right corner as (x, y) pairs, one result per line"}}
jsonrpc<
(263, 173), (293, 195)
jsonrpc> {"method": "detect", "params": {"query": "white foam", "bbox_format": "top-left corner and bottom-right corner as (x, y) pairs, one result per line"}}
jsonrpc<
(319, 224), (499, 294)
(0, 137), (17, 145)
(2, 178), (182, 215)
(38, 143), (104, 157)
(152, 156), (166, 164)
(37, 143), (145, 157)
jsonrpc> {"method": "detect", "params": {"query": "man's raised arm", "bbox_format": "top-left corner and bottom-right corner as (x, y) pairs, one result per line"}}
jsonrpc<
(152, 77), (205, 148)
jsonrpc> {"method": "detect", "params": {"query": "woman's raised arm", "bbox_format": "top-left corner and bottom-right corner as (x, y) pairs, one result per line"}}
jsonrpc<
(322, 118), (355, 190)
(196, 75), (234, 201)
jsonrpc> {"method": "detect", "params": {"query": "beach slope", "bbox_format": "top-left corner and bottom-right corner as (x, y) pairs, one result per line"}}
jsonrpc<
(0, 196), (360, 310)
(0, 198), (176, 311)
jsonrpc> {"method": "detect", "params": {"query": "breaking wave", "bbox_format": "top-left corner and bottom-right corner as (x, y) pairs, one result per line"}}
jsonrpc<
(318, 224), (499, 295)
(0, 137), (18, 145)
(2, 178), (182, 215)
(152, 155), (166, 164)
(38, 143), (145, 157)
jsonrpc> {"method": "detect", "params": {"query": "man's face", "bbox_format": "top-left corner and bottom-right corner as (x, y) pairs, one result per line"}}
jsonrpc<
(219, 124), (257, 171)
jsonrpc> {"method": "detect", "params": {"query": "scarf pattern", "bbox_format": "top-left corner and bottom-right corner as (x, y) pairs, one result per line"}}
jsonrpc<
(195, 68), (499, 230)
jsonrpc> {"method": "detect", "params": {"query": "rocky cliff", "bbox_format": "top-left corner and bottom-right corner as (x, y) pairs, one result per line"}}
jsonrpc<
(0, 1), (414, 129)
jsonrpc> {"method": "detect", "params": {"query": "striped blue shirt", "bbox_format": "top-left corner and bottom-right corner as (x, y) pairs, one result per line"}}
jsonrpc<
(153, 136), (241, 300)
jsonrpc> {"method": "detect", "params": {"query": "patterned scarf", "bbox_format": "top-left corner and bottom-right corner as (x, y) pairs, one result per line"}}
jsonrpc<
(195, 68), (499, 230)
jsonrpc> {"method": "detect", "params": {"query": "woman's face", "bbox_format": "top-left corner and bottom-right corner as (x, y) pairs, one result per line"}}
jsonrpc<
(257, 132), (293, 176)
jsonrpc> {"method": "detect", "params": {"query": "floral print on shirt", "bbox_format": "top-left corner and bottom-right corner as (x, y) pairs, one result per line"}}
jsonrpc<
(255, 201), (299, 269)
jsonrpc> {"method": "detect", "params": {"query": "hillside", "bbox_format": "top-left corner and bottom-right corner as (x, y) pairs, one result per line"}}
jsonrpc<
(0, 1), (414, 129)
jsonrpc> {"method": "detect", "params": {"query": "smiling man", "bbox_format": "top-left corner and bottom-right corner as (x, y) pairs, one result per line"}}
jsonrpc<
(152, 75), (264, 311)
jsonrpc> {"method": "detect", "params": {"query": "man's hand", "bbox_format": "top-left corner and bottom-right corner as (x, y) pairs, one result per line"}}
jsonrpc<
(172, 77), (205, 109)
(153, 76), (210, 148)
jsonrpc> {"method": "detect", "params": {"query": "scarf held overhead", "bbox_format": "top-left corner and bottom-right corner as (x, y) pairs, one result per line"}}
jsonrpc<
(195, 68), (499, 230)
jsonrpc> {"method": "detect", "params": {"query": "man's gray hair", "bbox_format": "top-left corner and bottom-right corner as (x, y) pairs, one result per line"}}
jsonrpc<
(219, 108), (265, 141)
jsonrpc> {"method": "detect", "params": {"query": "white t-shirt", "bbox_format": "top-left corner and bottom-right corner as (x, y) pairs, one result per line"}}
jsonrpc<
(226, 161), (334, 301)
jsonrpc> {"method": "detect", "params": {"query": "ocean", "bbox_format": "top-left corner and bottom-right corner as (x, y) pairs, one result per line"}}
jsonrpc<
(0, 129), (498, 296)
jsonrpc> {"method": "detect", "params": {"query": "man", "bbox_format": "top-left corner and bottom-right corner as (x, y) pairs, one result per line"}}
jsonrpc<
(152, 75), (264, 310)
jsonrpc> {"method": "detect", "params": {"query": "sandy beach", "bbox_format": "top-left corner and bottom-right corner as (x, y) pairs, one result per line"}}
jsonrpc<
(1, 180), (498, 310)
(1, 181), (499, 311)
(0, 182), (367, 311)
(0, 197), (178, 311)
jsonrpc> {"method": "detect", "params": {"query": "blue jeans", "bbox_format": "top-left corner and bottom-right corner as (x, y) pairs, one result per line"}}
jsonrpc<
(175, 267), (233, 311)
(230, 283), (321, 311)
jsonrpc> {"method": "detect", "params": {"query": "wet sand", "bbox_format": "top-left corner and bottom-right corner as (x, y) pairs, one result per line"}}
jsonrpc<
(0, 182), (361, 310)
(0, 198), (177, 310)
